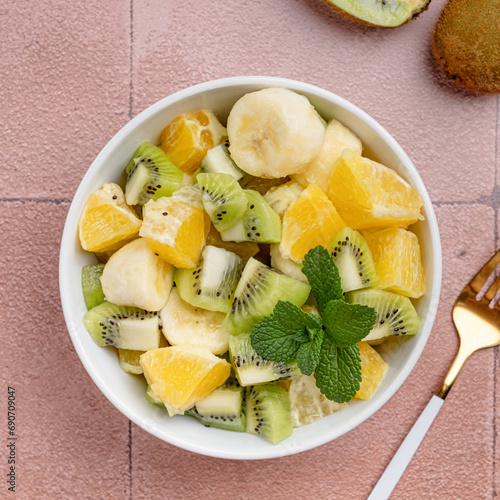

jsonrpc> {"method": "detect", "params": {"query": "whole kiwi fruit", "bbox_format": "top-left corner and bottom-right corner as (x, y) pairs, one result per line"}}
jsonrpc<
(432, 0), (500, 94)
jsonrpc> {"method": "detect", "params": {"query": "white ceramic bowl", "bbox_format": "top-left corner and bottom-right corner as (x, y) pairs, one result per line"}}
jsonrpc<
(59, 76), (442, 460)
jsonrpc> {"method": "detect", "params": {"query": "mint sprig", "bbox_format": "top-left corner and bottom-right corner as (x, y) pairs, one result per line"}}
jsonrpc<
(251, 301), (321, 361)
(250, 245), (376, 403)
(301, 245), (343, 314)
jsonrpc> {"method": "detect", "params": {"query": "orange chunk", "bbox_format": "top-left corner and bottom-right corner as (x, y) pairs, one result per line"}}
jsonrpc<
(78, 183), (141, 253)
(355, 342), (388, 400)
(159, 110), (227, 174)
(328, 150), (424, 229)
(139, 197), (210, 268)
(280, 183), (346, 262)
(139, 345), (231, 415)
(364, 227), (425, 298)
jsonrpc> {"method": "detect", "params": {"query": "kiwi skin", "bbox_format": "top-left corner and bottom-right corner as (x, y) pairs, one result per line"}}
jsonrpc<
(432, 0), (500, 94)
(321, 0), (431, 29)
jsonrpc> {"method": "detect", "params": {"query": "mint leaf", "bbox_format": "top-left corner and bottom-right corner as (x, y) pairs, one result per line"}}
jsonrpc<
(322, 300), (376, 347)
(251, 301), (321, 362)
(301, 246), (343, 314)
(296, 328), (324, 376)
(314, 338), (362, 403)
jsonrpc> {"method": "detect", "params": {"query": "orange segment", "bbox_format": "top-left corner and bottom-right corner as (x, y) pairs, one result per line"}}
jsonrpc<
(279, 183), (346, 263)
(364, 227), (425, 298)
(139, 345), (231, 415)
(289, 374), (347, 427)
(355, 342), (388, 400)
(159, 110), (227, 174)
(78, 183), (142, 253)
(139, 197), (210, 268)
(328, 150), (424, 229)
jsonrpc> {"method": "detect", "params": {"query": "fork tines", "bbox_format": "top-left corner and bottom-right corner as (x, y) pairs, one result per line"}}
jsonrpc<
(470, 248), (500, 300)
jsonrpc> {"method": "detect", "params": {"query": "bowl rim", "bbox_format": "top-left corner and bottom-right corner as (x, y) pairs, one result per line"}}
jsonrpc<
(59, 75), (442, 459)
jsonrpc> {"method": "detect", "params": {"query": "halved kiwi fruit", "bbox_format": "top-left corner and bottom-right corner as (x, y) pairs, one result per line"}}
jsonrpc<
(327, 227), (379, 292)
(346, 288), (421, 341)
(322, 0), (431, 28)
(174, 245), (244, 314)
(222, 257), (311, 335)
(83, 301), (161, 350)
(81, 264), (105, 310)
(245, 383), (293, 444)
(229, 333), (301, 386)
(197, 142), (245, 181)
(220, 189), (282, 243)
(186, 376), (246, 432)
(124, 142), (183, 205)
(196, 172), (248, 231)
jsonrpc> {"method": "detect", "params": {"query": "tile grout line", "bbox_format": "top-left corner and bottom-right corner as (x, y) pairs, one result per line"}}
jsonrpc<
(128, 1), (134, 499)
(0, 198), (72, 204)
(493, 94), (499, 499)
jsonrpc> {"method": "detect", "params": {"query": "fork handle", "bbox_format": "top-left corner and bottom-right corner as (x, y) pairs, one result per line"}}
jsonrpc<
(367, 395), (444, 500)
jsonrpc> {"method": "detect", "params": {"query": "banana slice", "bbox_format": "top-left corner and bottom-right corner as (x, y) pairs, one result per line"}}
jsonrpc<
(270, 243), (308, 283)
(292, 119), (363, 193)
(227, 88), (325, 178)
(263, 180), (304, 217)
(160, 289), (230, 355)
(100, 238), (174, 311)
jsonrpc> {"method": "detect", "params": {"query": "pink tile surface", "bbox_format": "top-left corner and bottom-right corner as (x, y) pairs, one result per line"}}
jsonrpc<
(1, 0), (499, 498)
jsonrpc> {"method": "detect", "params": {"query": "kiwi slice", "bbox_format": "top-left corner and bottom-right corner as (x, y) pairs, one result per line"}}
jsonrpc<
(174, 245), (245, 313)
(327, 227), (379, 293)
(196, 172), (248, 231)
(323, 0), (430, 28)
(124, 142), (183, 205)
(245, 384), (293, 444)
(83, 301), (161, 350)
(229, 333), (301, 386)
(186, 376), (246, 432)
(81, 264), (105, 310)
(346, 288), (421, 341)
(197, 143), (245, 181)
(220, 190), (282, 243)
(222, 257), (311, 335)
(432, 0), (500, 94)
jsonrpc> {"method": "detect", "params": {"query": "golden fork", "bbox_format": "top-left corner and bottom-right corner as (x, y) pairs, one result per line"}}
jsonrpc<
(368, 248), (500, 500)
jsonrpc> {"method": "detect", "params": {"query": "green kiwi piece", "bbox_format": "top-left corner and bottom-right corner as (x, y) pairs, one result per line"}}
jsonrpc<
(186, 376), (246, 432)
(245, 384), (293, 444)
(145, 385), (166, 407)
(346, 288), (421, 341)
(222, 257), (311, 335)
(174, 245), (245, 313)
(197, 143), (245, 181)
(197, 172), (249, 231)
(81, 264), (106, 310)
(83, 301), (161, 350)
(229, 333), (301, 386)
(220, 189), (282, 243)
(125, 142), (183, 205)
(322, 0), (430, 28)
(432, 0), (500, 94)
(327, 227), (379, 293)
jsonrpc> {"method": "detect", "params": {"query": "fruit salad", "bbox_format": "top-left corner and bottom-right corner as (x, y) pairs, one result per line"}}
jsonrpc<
(78, 88), (426, 445)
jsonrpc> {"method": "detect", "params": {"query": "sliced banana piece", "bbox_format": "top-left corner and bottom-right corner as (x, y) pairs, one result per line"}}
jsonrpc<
(100, 238), (174, 312)
(263, 180), (303, 217)
(227, 88), (325, 178)
(292, 119), (362, 193)
(269, 244), (307, 283)
(160, 289), (230, 355)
